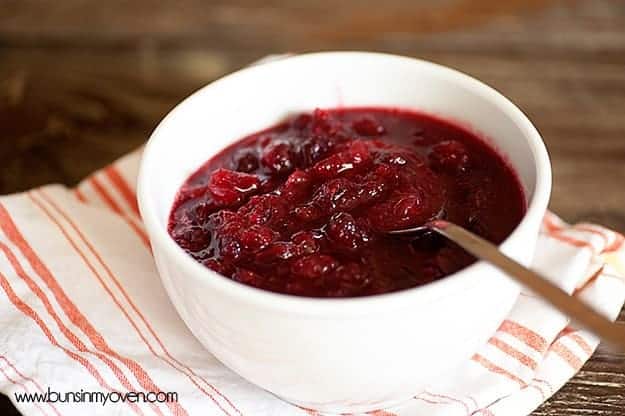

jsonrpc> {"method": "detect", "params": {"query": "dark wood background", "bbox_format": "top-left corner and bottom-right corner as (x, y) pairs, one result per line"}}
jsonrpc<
(1, 0), (624, 414)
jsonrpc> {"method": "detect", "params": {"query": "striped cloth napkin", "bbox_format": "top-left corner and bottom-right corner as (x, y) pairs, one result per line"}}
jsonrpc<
(1, 152), (624, 416)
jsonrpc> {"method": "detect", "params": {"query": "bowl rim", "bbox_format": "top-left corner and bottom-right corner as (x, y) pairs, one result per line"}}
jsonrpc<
(137, 51), (552, 316)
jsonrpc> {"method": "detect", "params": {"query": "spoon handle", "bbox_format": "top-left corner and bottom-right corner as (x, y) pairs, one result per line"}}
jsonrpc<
(430, 219), (625, 350)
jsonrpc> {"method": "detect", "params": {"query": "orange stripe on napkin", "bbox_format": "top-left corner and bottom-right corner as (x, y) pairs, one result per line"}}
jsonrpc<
(74, 188), (87, 202)
(105, 166), (141, 217)
(568, 333), (593, 355)
(0, 242), (153, 415)
(34, 190), (239, 416)
(550, 342), (583, 370)
(124, 216), (151, 248)
(573, 225), (609, 246)
(543, 215), (593, 249)
(297, 406), (319, 416)
(0, 270), (145, 416)
(558, 327), (593, 356)
(79, 181), (150, 247)
(472, 354), (526, 386)
(2, 241), (159, 415)
(367, 410), (398, 416)
(605, 234), (625, 253)
(498, 320), (547, 353)
(89, 176), (123, 214)
(573, 223), (625, 253)
(573, 266), (604, 296)
(488, 337), (538, 370)
(0, 202), (181, 416)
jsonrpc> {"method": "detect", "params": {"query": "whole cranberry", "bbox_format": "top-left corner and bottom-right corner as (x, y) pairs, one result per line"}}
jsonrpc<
(291, 230), (320, 254)
(239, 225), (278, 253)
(255, 242), (299, 263)
(208, 168), (260, 206)
(325, 212), (373, 251)
(170, 224), (210, 252)
(300, 136), (332, 167)
(290, 254), (339, 279)
(281, 170), (312, 201)
(312, 178), (360, 213)
(293, 203), (322, 222)
(358, 179), (389, 205)
(368, 193), (439, 232)
(312, 142), (371, 180)
(393, 194), (424, 221)
(239, 194), (288, 226)
(220, 239), (243, 262)
(311, 153), (354, 179)
(261, 141), (297, 175)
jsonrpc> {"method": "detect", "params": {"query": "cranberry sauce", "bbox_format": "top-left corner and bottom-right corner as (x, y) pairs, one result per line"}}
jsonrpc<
(168, 108), (526, 297)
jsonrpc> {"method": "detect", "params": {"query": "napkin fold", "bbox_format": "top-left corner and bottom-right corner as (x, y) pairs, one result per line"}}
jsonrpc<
(0, 150), (624, 416)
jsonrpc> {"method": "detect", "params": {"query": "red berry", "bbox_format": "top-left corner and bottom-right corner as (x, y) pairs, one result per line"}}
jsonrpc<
(294, 204), (322, 222)
(291, 230), (320, 254)
(256, 242), (299, 263)
(300, 136), (332, 167)
(358, 179), (389, 205)
(239, 194), (288, 226)
(311, 153), (353, 179)
(261, 141), (297, 175)
(239, 225), (278, 253)
(311, 143), (371, 180)
(281, 169), (312, 201)
(208, 168), (260, 206)
(393, 194), (424, 220)
(220, 239), (243, 262)
(312, 178), (360, 213)
(170, 223), (210, 252)
(325, 212), (373, 250)
(290, 254), (338, 279)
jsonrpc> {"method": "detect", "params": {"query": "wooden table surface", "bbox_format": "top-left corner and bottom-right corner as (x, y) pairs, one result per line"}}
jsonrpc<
(1, 0), (624, 414)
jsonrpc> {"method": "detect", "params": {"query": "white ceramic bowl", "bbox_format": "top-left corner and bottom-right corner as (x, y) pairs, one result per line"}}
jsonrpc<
(138, 52), (551, 413)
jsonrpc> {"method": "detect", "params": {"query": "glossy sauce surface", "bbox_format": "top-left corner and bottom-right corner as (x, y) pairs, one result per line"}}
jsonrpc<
(169, 108), (526, 297)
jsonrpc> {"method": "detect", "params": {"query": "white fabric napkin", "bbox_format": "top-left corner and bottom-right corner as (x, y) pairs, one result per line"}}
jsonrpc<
(1, 129), (624, 416)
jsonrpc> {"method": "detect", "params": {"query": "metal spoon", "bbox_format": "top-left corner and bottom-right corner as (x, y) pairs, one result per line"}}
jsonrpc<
(389, 219), (625, 350)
